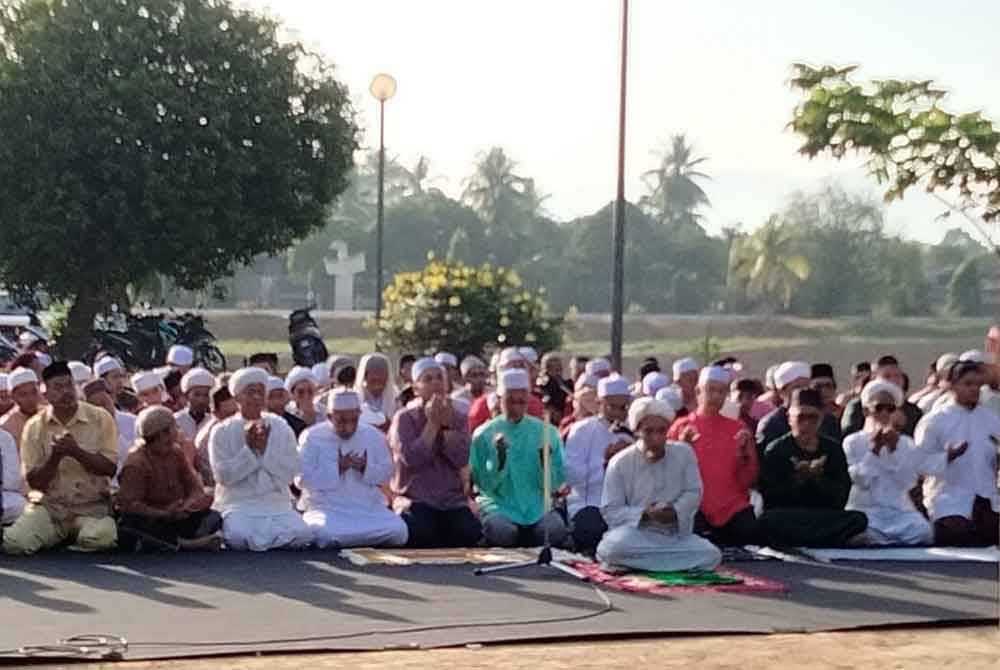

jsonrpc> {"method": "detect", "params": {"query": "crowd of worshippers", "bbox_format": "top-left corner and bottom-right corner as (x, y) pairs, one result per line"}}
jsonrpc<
(0, 339), (997, 574)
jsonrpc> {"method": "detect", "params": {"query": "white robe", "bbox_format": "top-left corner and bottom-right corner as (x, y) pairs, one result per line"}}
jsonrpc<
(209, 413), (312, 551)
(843, 431), (933, 546)
(915, 400), (1000, 521)
(297, 422), (406, 548)
(113, 410), (136, 487)
(1, 430), (26, 525)
(174, 407), (209, 442)
(597, 442), (721, 572)
(564, 416), (616, 516)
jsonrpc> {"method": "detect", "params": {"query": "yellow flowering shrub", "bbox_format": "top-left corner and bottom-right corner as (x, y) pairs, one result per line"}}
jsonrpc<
(374, 257), (563, 356)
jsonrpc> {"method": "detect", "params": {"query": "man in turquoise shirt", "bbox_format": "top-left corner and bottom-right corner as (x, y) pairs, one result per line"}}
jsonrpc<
(471, 369), (568, 547)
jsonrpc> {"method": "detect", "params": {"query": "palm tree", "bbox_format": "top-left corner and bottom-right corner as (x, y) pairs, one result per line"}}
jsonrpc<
(461, 147), (539, 232)
(640, 134), (711, 227)
(730, 216), (811, 312)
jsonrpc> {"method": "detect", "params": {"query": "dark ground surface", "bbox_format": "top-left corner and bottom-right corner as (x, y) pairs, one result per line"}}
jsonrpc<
(0, 550), (995, 662)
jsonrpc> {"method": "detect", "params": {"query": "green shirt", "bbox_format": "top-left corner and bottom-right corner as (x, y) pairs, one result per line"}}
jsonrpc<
(470, 415), (565, 525)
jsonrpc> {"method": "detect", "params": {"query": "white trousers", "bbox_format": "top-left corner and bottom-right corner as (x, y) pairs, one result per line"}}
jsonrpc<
(304, 506), (408, 549)
(222, 509), (314, 551)
(597, 525), (722, 572)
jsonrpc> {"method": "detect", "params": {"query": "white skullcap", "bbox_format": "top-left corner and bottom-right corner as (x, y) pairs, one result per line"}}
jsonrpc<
(8, 367), (37, 390)
(585, 358), (611, 376)
(329, 389), (361, 411)
(518, 347), (539, 364)
(181, 368), (215, 393)
(486, 391), (500, 411)
(94, 356), (123, 378)
(765, 364), (779, 390)
(861, 380), (904, 408)
(628, 397), (675, 432)
(167, 345), (194, 366)
(672, 357), (699, 379)
(132, 371), (164, 393)
(576, 373), (600, 389)
(498, 368), (530, 394)
(311, 362), (331, 386)
(412, 357), (442, 382)
(936, 353), (959, 373)
(498, 347), (525, 369)
(598, 374), (631, 398)
(266, 376), (285, 393)
(460, 355), (486, 375)
(960, 349), (987, 364)
(36, 352), (52, 368)
(698, 366), (730, 387)
(0, 373), (7, 392)
(774, 361), (810, 390)
(655, 386), (684, 412)
(642, 372), (670, 397)
(434, 352), (458, 368)
(68, 361), (92, 385)
(228, 367), (268, 396)
(285, 365), (318, 392)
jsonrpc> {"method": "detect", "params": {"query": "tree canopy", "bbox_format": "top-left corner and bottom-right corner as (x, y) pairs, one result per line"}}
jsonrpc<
(789, 64), (1000, 221)
(0, 0), (358, 353)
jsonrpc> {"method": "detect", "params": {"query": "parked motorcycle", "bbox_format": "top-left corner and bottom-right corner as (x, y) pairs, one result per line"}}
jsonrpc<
(87, 310), (226, 372)
(288, 306), (327, 367)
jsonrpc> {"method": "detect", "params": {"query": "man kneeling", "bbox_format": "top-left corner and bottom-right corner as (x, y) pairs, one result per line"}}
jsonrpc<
(597, 397), (722, 572)
(118, 406), (222, 551)
(298, 389), (407, 548)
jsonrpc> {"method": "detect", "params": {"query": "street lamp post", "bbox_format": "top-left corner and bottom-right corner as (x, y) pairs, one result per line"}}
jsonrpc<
(369, 73), (397, 334)
(610, 0), (629, 371)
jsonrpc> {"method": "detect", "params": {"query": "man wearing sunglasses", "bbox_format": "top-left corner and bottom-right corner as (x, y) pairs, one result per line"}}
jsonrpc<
(842, 380), (933, 546)
(757, 388), (868, 548)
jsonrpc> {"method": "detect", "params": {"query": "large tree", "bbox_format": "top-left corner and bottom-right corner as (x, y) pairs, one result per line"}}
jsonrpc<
(0, 0), (358, 354)
(730, 216), (811, 312)
(640, 134), (711, 228)
(789, 64), (1000, 222)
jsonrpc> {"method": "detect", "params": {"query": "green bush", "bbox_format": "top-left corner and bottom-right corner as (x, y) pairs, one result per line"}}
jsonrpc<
(374, 256), (563, 357)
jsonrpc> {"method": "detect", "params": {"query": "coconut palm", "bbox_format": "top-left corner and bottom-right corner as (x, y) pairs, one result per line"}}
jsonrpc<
(461, 147), (542, 232)
(640, 134), (711, 227)
(730, 216), (811, 312)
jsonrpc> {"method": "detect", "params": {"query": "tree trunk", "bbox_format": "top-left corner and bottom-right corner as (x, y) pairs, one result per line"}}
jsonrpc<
(58, 286), (104, 360)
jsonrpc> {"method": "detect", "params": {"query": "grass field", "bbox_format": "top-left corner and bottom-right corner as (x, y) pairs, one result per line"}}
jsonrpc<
(213, 312), (994, 381)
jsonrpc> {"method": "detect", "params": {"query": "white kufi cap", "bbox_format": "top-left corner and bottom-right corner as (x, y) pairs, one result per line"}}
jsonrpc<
(628, 397), (675, 432)
(773, 361), (810, 390)
(68, 361), (92, 385)
(598, 374), (631, 398)
(434, 352), (458, 368)
(228, 367), (268, 396)
(861, 380), (904, 408)
(132, 371), (164, 394)
(412, 357), (442, 382)
(311, 362), (331, 386)
(959, 349), (987, 364)
(498, 369), (530, 394)
(329, 389), (361, 411)
(585, 358), (611, 376)
(698, 366), (730, 387)
(167, 345), (194, 366)
(8, 367), (38, 390)
(672, 357), (699, 379)
(285, 365), (318, 393)
(642, 372), (670, 397)
(93, 357), (123, 378)
(181, 368), (215, 393)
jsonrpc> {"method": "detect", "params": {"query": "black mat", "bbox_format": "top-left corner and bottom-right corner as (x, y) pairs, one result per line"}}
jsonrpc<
(0, 551), (995, 662)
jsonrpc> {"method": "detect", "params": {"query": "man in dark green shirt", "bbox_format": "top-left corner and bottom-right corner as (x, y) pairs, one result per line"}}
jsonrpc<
(757, 388), (867, 548)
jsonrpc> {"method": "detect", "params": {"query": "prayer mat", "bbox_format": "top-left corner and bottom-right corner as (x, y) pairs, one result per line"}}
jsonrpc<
(799, 546), (1000, 563)
(569, 561), (788, 595)
(341, 547), (541, 566)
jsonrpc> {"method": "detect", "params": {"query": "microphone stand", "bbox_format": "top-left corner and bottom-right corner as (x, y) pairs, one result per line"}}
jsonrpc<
(475, 413), (586, 580)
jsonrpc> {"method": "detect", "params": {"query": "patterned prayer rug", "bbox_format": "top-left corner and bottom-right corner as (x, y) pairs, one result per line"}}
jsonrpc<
(569, 561), (788, 595)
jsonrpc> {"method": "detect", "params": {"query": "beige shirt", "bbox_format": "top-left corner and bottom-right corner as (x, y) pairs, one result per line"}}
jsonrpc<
(20, 402), (118, 520)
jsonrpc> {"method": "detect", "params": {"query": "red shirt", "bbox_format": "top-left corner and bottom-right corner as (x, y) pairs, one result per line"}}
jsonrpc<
(467, 393), (545, 433)
(668, 411), (759, 527)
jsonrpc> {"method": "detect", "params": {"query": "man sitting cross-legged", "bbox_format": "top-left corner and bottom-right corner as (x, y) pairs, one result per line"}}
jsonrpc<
(298, 389), (407, 548)
(842, 380), (933, 546)
(596, 397), (722, 572)
(757, 389), (868, 548)
(209, 368), (313, 551)
(389, 357), (481, 548)
(470, 369), (568, 547)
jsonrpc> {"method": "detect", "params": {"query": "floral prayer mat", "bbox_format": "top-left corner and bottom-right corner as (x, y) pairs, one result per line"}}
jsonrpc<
(569, 561), (788, 595)
(341, 547), (541, 566)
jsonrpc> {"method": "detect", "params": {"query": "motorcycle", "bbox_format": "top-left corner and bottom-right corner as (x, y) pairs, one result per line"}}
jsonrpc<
(288, 306), (327, 367)
(87, 310), (226, 372)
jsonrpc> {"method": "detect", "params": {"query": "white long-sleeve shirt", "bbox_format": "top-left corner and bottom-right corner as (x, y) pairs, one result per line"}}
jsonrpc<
(915, 401), (1000, 520)
(209, 413), (301, 516)
(601, 441), (703, 536)
(174, 407), (209, 442)
(1, 429), (24, 496)
(843, 431), (924, 513)
(564, 416), (617, 516)
(296, 421), (393, 513)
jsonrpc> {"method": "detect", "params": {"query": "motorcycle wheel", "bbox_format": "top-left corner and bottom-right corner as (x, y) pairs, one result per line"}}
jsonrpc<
(197, 344), (227, 373)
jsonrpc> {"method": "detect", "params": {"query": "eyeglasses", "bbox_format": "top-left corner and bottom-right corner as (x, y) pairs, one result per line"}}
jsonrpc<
(872, 403), (897, 414)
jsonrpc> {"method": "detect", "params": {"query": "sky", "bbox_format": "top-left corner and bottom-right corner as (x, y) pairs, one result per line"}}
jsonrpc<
(241, 0), (1000, 245)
